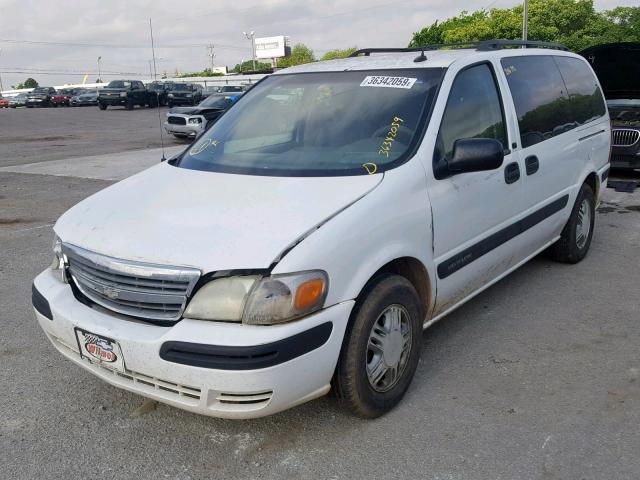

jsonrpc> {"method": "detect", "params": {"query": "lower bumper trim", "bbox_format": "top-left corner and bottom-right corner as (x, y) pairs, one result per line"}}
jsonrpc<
(32, 283), (53, 320)
(160, 321), (333, 370)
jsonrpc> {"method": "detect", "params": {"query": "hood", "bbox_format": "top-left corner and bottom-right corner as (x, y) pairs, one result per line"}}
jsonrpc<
(55, 162), (382, 272)
(168, 106), (202, 115)
(581, 43), (640, 100)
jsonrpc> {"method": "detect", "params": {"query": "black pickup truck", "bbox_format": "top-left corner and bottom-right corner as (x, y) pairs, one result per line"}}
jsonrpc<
(98, 80), (158, 110)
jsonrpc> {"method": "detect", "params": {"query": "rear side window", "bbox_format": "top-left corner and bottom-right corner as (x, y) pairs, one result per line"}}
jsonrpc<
(501, 56), (573, 148)
(435, 63), (507, 168)
(554, 56), (606, 125)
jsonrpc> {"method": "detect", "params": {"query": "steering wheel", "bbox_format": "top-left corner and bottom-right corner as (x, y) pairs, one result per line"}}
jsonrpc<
(373, 124), (413, 144)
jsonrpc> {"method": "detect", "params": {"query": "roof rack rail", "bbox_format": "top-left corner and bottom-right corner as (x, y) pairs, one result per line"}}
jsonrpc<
(349, 40), (569, 57)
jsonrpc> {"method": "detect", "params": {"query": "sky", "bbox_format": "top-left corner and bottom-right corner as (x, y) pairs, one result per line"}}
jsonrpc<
(0, 0), (625, 89)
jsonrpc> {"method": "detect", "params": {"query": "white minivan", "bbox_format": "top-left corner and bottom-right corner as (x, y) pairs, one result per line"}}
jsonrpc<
(33, 40), (610, 419)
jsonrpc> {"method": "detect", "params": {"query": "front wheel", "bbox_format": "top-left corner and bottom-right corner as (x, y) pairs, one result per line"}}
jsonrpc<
(333, 274), (423, 418)
(551, 183), (595, 263)
(98, 103), (107, 110)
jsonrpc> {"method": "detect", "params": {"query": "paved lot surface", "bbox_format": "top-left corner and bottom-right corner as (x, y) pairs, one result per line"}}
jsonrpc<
(0, 105), (186, 167)
(1, 115), (639, 479)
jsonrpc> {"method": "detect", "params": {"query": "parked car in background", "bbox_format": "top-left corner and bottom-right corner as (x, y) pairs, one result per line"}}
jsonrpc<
(25, 87), (56, 107)
(581, 42), (640, 171)
(33, 41), (610, 420)
(50, 91), (72, 107)
(0, 96), (9, 108)
(164, 93), (242, 138)
(9, 93), (27, 108)
(167, 83), (203, 107)
(147, 81), (173, 106)
(98, 80), (158, 110)
(71, 90), (99, 107)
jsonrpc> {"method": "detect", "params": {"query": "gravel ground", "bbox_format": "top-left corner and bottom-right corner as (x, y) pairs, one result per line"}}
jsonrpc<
(0, 114), (639, 478)
(0, 105), (186, 167)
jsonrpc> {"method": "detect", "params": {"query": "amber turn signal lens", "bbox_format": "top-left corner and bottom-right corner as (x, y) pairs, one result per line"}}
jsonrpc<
(294, 278), (325, 310)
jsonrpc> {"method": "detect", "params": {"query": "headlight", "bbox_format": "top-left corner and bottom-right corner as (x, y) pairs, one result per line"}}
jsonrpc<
(51, 235), (67, 283)
(188, 117), (202, 124)
(185, 93), (192, 97)
(183, 271), (328, 325)
(119, 92), (127, 97)
(168, 93), (174, 97)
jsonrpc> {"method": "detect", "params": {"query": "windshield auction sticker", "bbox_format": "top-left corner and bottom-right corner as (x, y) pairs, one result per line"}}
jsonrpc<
(360, 76), (417, 89)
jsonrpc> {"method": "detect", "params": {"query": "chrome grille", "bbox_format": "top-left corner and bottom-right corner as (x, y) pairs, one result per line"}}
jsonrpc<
(167, 116), (186, 125)
(63, 244), (200, 322)
(612, 129), (640, 147)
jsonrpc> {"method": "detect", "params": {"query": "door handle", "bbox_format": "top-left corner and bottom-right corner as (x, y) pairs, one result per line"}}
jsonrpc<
(525, 155), (539, 175)
(504, 162), (520, 184)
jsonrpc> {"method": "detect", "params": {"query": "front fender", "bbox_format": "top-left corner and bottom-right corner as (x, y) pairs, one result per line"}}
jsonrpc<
(273, 157), (435, 312)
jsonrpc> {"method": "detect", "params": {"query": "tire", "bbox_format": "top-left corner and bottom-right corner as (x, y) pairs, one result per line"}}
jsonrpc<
(333, 274), (423, 418)
(125, 98), (134, 110)
(551, 182), (595, 263)
(99, 103), (107, 110)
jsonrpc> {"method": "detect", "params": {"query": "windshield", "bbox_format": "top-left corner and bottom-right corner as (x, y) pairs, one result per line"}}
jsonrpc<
(198, 94), (239, 109)
(148, 82), (163, 91)
(608, 99), (640, 125)
(107, 81), (131, 88)
(171, 83), (191, 91)
(220, 85), (244, 92)
(177, 69), (443, 176)
(32, 87), (48, 93)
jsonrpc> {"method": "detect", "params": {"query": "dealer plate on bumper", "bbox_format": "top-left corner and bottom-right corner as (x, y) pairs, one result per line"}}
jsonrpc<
(75, 328), (125, 373)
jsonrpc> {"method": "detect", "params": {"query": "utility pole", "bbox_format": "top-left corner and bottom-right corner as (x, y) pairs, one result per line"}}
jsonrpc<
(97, 56), (102, 83)
(207, 44), (216, 73)
(0, 48), (4, 92)
(243, 31), (256, 70)
(522, 0), (528, 42)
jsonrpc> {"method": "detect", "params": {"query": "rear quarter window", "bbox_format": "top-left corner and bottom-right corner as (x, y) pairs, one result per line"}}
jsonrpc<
(553, 56), (606, 125)
(501, 56), (571, 148)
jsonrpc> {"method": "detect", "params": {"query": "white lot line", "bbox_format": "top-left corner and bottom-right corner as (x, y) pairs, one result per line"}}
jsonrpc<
(0, 146), (184, 182)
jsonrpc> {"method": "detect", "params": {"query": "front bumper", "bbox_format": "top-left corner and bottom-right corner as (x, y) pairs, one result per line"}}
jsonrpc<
(25, 99), (46, 106)
(164, 121), (202, 137)
(33, 269), (353, 419)
(99, 97), (127, 106)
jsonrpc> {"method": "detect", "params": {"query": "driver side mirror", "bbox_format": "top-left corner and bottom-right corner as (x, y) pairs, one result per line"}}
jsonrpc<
(447, 138), (504, 175)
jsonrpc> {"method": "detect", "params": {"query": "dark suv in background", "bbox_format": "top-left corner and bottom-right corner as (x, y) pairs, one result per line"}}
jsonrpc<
(167, 83), (203, 107)
(582, 42), (640, 171)
(98, 80), (158, 110)
(25, 87), (56, 107)
(147, 81), (173, 106)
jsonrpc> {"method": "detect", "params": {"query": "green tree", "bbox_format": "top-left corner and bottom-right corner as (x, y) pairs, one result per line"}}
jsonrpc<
(16, 78), (39, 89)
(409, 1), (640, 52)
(320, 47), (358, 61)
(178, 69), (225, 78)
(231, 60), (272, 73)
(278, 43), (315, 68)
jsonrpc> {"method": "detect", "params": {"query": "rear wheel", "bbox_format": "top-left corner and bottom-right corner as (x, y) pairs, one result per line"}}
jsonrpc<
(333, 274), (423, 418)
(98, 103), (107, 110)
(551, 182), (595, 263)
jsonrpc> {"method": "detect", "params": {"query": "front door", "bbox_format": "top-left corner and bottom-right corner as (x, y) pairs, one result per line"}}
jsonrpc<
(426, 62), (526, 317)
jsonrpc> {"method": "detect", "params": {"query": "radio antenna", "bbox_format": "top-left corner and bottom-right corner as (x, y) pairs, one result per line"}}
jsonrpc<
(149, 17), (166, 161)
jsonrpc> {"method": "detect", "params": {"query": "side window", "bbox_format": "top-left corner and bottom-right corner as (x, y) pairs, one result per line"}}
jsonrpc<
(554, 56), (606, 126)
(435, 63), (507, 169)
(501, 56), (571, 148)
